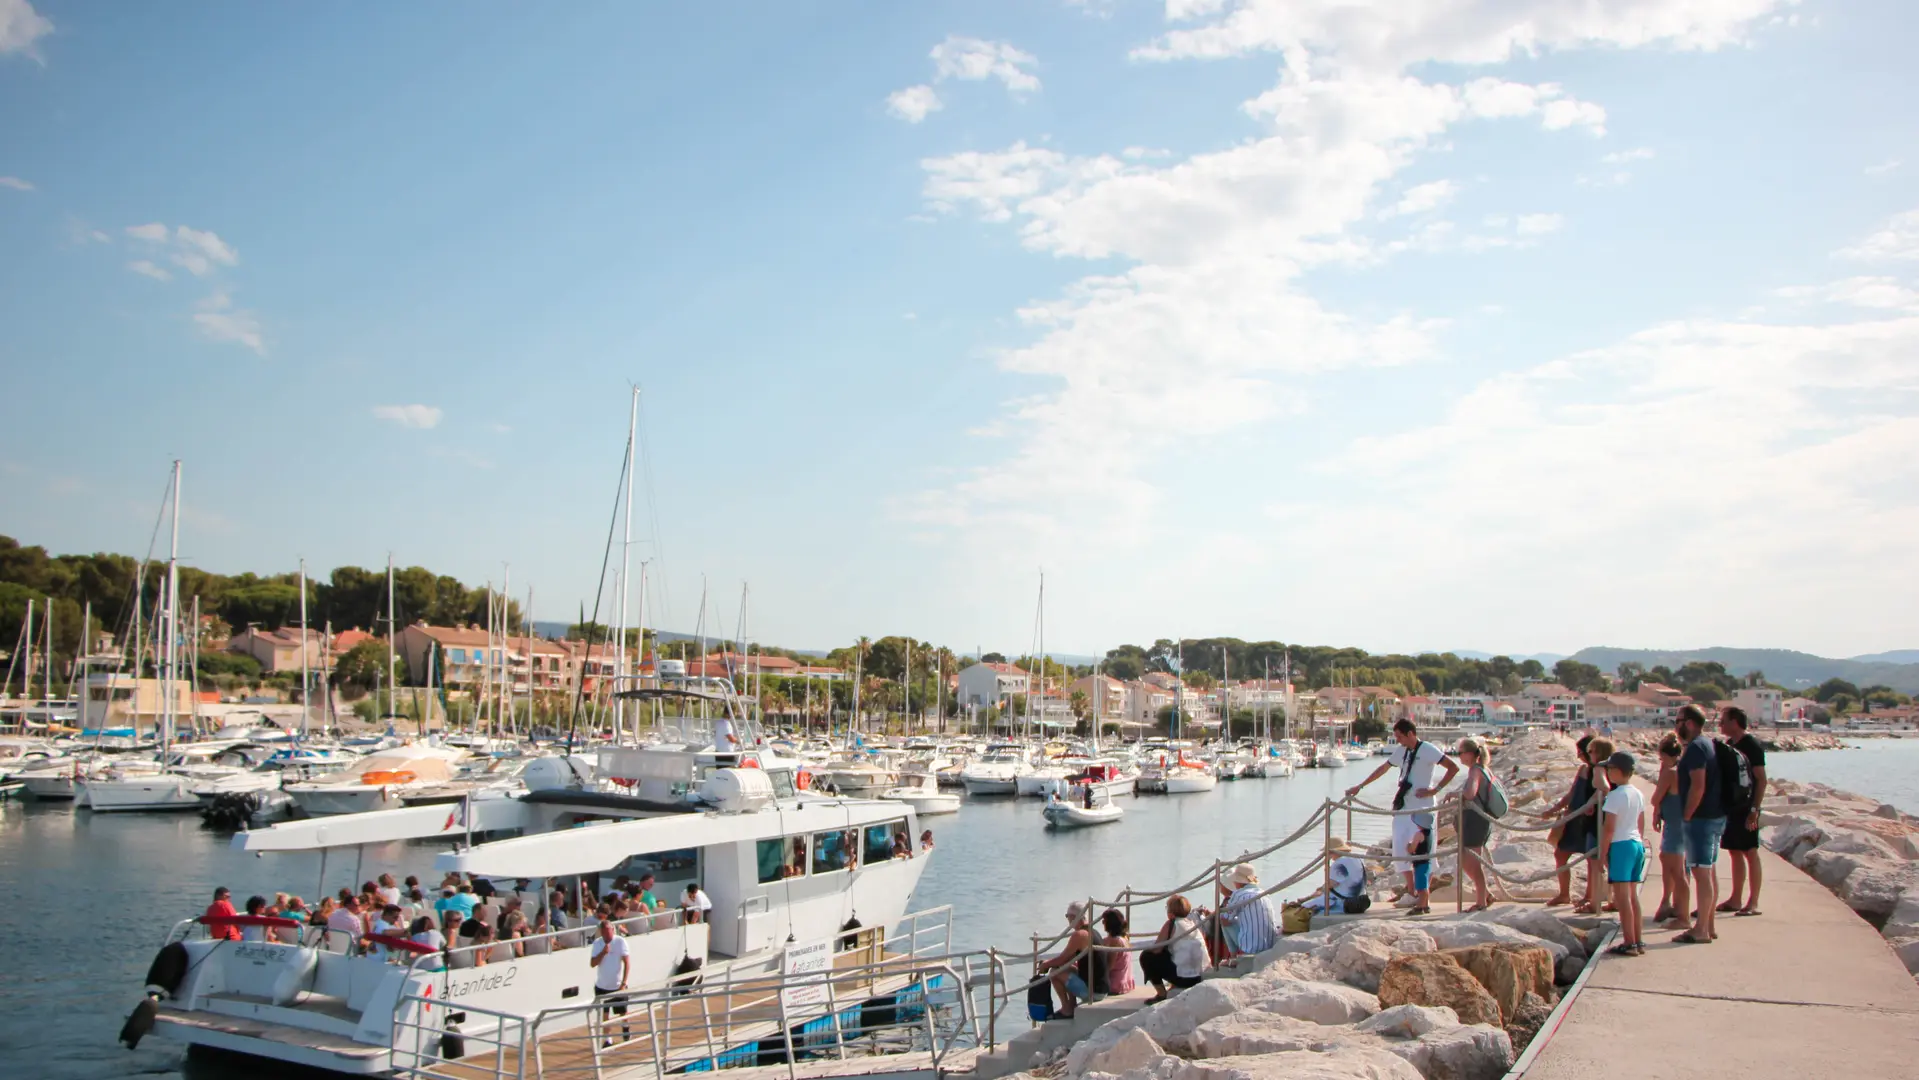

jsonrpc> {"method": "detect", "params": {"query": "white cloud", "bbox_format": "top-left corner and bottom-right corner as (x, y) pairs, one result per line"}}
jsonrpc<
(193, 290), (264, 354)
(124, 222), (241, 276)
(1865, 160), (1900, 178)
(0, 0), (52, 61)
(930, 36), (1041, 92)
(127, 260), (172, 282)
(374, 404), (444, 430)
(886, 84), (943, 123)
(1602, 146), (1656, 164)
(0, 175), (32, 191)
(171, 225), (238, 275)
(886, 36), (1040, 123)
(1837, 208), (1919, 261)
(1775, 276), (1919, 311)
(1382, 179), (1457, 218)
(1515, 212), (1563, 236)
(906, 0), (1789, 551)
(1133, 0), (1793, 68)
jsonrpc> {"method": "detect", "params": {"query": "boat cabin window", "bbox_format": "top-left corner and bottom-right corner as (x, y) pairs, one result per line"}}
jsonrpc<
(811, 830), (856, 875)
(757, 836), (808, 883)
(611, 847), (700, 895)
(862, 822), (909, 864)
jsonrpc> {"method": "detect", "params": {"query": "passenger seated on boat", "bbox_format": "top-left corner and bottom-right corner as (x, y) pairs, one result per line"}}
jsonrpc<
(436, 883), (478, 922)
(473, 891), (501, 933)
(239, 896), (271, 941)
(369, 904), (408, 958)
(500, 905), (528, 957)
(376, 873), (402, 907)
(920, 830), (934, 852)
(204, 887), (241, 942)
(520, 909), (553, 956)
(892, 830), (913, 859)
(327, 896), (368, 953)
(629, 872), (663, 914)
(277, 897), (309, 944)
(407, 916), (445, 971)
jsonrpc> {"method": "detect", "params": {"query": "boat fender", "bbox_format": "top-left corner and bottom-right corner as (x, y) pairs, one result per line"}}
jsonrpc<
(119, 996), (158, 1049)
(670, 955), (703, 995)
(837, 916), (862, 953)
(143, 941), (190, 998)
(440, 1022), (465, 1061)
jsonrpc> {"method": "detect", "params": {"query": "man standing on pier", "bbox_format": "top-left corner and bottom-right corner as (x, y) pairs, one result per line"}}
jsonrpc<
(1674, 705), (1724, 945)
(1347, 720), (1458, 915)
(1717, 706), (1768, 917)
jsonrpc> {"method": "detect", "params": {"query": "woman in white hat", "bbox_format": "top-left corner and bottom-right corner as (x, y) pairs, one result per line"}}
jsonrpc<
(1217, 863), (1278, 956)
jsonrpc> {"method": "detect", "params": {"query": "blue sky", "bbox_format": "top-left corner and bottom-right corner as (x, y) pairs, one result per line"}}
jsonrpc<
(2, 0), (1915, 660)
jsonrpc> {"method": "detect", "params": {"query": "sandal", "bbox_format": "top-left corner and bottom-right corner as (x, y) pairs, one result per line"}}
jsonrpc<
(1408, 905), (1431, 915)
(1628, 943), (1647, 956)
(1606, 943), (1635, 956)
(1735, 908), (1762, 917)
(1714, 901), (1740, 913)
(1672, 931), (1711, 944)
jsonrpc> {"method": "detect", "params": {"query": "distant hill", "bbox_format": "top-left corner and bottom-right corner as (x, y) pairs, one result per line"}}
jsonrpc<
(1853, 650), (1919, 665)
(1568, 646), (1919, 695)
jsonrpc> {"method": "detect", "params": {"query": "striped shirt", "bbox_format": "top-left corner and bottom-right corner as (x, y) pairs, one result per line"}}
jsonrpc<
(1222, 884), (1277, 954)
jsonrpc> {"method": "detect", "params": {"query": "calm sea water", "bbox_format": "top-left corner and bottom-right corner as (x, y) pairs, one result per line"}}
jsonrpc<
(1760, 737), (1919, 814)
(0, 764), (1390, 1080)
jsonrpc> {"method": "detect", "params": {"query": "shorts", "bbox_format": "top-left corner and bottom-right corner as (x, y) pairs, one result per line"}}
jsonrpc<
(1683, 817), (1725, 870)
(1721, 809), (1761, 852)
(1607, 839), (1647, 884)
(1659, 810), (1686, 856)
(1391, 812), (1433, 875)
(1062, 973), (1089, 1000)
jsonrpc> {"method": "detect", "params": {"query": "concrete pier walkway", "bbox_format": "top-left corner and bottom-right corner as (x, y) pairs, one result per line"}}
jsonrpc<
(1524, 846), (1919, 1080)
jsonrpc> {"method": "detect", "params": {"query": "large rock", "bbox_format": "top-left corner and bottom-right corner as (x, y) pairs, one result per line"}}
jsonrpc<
(1084, 1030), (1175, 1077)
(1420, 920), (1568, 962)
(1169, 1048), (1425, 1080)
(1464, 907), (1586, 959)
(1503, 992), (1555, 1055)
(1067, 979), (1261, 1069)
(1376, 954), (1503, 1028)
(1555, 952), (1585, 984)
(1189, 1012), (1337, 1059)
(1327, 923), (1437, 993)
(1842, 863), (1919, 918)
(1245, 977), (1380, 1025)
(1354, 1004), (1458, 1039)
(1382, 1024), (1514, 1080)
(1440, 944), (1555, 1024)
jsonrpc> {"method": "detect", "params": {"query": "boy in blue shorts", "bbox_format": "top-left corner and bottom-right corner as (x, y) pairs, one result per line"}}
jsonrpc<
(1601, 751), (1649, 956)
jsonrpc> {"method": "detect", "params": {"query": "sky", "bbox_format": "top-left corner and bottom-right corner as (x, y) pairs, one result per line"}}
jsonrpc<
(1, 0), (1915, 661)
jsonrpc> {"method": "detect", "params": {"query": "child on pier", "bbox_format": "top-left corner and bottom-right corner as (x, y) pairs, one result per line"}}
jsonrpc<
(1601, 751), (1649, 956)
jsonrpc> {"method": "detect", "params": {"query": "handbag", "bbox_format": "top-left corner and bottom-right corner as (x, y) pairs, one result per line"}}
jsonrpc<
(1026, 977), (1053, 1022)
(1280, 902), (1312, 935)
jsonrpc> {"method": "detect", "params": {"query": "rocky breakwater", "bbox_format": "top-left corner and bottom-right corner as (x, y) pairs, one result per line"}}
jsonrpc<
(1030, 909), (1590, 1080)
(1762, 777), (1919, 977)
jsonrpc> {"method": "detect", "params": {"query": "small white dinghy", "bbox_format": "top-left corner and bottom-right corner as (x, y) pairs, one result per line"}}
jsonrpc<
(1043, 790), (1124, 829)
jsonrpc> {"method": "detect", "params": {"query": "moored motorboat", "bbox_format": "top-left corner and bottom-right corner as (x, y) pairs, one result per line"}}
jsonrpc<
(880, 771), (961, 815)
(1042, 789), (1124, 828)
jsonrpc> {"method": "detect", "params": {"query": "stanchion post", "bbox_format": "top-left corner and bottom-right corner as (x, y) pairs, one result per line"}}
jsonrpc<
(1455, 796), (1465, 913)
(1322, 801), (1334, 911)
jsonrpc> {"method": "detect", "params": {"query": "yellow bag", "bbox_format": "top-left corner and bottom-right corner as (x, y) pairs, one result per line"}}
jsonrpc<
(1281, 902), (1312, 935)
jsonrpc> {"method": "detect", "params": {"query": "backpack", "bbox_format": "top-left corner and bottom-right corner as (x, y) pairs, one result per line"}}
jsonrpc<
(1714, 739), (1753, 814)
(1479, 771), (1510, 819)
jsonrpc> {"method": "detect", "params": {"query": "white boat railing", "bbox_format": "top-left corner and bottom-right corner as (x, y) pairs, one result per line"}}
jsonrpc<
(386, 905), (989, 1080)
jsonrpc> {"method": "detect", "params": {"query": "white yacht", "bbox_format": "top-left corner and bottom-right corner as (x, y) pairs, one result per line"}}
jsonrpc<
(121, 739), (941, 1077)
(1162, 762), (1219, 794)
(86, 743), (277, 813)
(879, 770), (961, 815)
(282, 744), (467, 816)
(1014, 761), (1072, 798)
(958, 743), (1030, 795)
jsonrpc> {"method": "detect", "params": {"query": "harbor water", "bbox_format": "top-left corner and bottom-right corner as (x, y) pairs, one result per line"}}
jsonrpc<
(0, 764), (1387, 1080)
(5, 739), (1908, 1080)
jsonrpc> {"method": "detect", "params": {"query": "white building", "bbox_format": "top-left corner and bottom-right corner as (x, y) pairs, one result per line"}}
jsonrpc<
(1730, 687), (1784, 727)
(1517, 683), (1584, 727)
(956, 662), (1029, 711)
(1070, 675), (1129, 721)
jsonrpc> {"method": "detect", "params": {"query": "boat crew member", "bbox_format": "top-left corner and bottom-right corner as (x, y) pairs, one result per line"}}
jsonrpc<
(590, 919), (631, 1046)
(713, 711), (740, 751)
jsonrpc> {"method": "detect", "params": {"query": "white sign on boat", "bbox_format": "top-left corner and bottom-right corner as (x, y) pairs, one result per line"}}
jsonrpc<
(781, 938), (832, 1010)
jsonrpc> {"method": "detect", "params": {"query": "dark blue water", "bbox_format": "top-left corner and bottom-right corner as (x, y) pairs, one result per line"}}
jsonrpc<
(0, 767), (1388, 1079)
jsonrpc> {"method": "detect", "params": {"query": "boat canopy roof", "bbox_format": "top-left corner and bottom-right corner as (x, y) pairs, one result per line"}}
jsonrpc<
(437, 795), (911, 878)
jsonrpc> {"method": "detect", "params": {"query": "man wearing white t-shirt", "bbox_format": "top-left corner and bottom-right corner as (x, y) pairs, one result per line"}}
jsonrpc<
(590, 919), (630, 1046)
(1347, 720), (1458, 915)
(712, 713), (739, 751)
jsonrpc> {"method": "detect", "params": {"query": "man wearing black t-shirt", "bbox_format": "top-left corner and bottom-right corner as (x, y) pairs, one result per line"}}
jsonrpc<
(1718, 706), (1769, 916)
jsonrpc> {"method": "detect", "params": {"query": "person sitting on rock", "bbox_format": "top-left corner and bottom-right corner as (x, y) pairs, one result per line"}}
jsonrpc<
(1040, 901), (1095, 1019)
(1300, 838), (1369, 914)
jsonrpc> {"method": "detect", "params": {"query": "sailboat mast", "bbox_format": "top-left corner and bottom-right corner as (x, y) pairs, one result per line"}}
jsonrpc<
(385, 553), (396, 727)
(298, 559), (310, 740)
(162, 460), (180, 754)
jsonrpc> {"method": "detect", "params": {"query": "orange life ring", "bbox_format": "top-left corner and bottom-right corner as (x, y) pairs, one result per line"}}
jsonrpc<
(795, 769), (812, 790)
